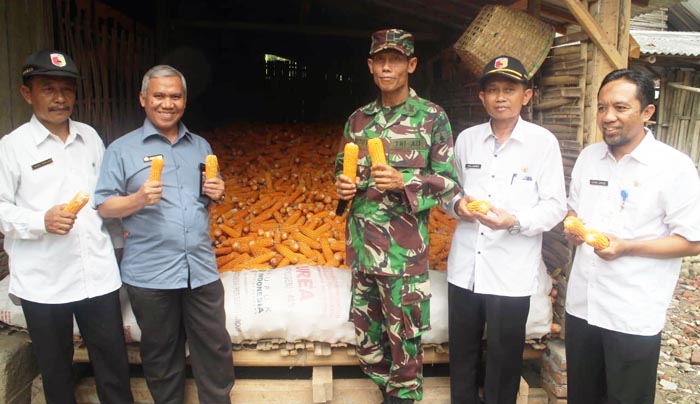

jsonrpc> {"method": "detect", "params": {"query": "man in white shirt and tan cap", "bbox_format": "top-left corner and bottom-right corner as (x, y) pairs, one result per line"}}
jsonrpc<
(0, 50), (132, 404)
(564, 68), (700, 404)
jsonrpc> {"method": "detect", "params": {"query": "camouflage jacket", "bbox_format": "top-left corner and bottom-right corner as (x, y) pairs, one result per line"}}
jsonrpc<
(335, 88), (459, 276)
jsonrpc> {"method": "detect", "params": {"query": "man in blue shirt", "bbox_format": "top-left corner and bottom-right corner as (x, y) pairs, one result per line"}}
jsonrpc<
(95, 65), (234, 403)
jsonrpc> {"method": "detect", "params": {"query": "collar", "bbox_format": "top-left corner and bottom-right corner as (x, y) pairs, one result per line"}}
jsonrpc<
(361, 88), (420, 117)
(141, 118), (192, 144)
(478, 116), (527, 145)
(599, 128), (655, 164)
(29, 115), (83, 146)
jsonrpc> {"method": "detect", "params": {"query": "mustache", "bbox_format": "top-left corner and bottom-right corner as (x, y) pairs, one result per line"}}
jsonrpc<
(48, 105), (71, 112)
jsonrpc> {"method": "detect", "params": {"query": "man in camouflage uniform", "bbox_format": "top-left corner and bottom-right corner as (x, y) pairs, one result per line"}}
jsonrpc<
(334, 29), (459, 404)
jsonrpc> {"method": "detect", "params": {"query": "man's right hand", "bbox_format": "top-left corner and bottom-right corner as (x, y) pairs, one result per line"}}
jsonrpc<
(454, 195), (477, 222)
(45, 205), (76, 235)
(335, 174), (357, 201)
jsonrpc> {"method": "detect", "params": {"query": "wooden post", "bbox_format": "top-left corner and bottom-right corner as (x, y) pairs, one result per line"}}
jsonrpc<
(0, 0), (53, 136)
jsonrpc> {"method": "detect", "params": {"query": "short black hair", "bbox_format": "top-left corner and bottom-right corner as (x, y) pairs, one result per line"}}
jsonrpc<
(599, 69), (655, 110)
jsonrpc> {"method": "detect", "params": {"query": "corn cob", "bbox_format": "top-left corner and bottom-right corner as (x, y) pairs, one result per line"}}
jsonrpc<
(205, 154), (219, 179)
(584, 230), (610, 250)
(149, 156), (164, 181)
(63, 191), (90, 214)
(342, 142), (359, 180)
(367, 138), (387, 165)
(466, 200), (491, 215)
(563, 216), (587, 239)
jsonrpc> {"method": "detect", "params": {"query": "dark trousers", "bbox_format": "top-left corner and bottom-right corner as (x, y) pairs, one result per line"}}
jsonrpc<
(126, 280), (234, 404)
(448, 283), (530, 404)
(21, 289), (133, 404)
(565, 313), (660, 404)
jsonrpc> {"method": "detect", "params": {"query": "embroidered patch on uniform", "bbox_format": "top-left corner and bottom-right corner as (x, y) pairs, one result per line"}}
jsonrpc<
(31, 158), (53, 170)
(143, 154), (164, 162)
(589, 179), (608, 186)
(390, 138), (428, 150)
(465, 163), (481, 169)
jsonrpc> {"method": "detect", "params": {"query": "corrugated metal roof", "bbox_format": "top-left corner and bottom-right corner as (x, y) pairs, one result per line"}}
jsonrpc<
(631, 30), (700, 56)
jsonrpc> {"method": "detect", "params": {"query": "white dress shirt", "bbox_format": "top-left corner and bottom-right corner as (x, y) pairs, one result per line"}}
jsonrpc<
(445, 117), (567, 296)
(0, 115), (122, 304)
(566, 130), (700, 335)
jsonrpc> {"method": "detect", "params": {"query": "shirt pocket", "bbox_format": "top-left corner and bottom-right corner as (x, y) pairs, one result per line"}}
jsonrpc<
(401, 273), (431, 339)
(507, 175), (538, 209)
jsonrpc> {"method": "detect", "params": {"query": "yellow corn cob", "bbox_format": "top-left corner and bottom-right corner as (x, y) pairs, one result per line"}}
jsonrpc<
(563, 216), (587, 239)
(205, 154), (218, 179)
(63, 191), (90, 214)
(343, 142), (359, 181)
(149, 156), (164, 181)
(466, 200), (491, 215)
(584, 230), (610, 250)
(367, 138), (386, 165)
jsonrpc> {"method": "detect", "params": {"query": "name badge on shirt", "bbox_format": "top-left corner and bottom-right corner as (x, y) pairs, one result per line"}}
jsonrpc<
(143, 154), (164, 162)
(31, 158), (53, 170)
(589, 179), (609, 186)
(465, 163), (481, 169)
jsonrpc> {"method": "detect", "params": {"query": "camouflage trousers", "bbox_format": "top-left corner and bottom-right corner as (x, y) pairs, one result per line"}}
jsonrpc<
(351, 270), (431, 401)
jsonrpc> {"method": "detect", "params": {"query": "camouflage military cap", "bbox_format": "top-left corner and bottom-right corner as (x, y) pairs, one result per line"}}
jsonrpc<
(369, 29), (415, 57)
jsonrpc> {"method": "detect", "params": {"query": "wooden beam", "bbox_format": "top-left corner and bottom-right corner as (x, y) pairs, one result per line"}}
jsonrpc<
(561, 0), (625, 69)
(171, 19), (443, 41)
(668, 82), (700, 94)
(629, 34), (640, 59)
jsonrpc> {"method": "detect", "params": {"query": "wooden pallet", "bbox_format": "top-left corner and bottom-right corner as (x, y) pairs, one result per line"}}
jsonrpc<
(31, 374), (548, 404)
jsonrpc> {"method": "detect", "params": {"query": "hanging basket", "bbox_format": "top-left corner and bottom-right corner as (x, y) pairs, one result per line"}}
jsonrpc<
(453, 5), (555, 80)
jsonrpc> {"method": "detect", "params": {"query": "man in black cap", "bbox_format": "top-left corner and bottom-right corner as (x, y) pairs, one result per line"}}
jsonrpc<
(0, 50), (133, 404)
(444, 55), (567, 403)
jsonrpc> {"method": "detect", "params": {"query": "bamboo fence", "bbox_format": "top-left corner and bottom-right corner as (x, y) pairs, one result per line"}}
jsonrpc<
(656, 69), (700, 172)
(54, 0), (155, 145)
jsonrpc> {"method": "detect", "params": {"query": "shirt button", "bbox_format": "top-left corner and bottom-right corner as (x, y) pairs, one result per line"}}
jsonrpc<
(491, 175), (495, 178)
(480, 232), (484, 236)
(494, 154), (498, 158)
(477, 251), (481, 254)
(180, 185), (184, 189)
(413, 201), (418, 205)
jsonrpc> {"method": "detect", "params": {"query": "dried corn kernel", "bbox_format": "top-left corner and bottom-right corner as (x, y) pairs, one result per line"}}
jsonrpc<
(149, 156), (164, 181)
(584, 230), (610, 250)
(563, 216), (587, 239)
(342, 142), (359, 181)
(205, 155), (219, 179)
(63, 191), (90, 214)
(466, 200), (490, 215)
(367, 138), (386, 165)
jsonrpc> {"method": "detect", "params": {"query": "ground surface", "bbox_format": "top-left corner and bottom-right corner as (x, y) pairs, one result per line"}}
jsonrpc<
(655, 256), (700, 403)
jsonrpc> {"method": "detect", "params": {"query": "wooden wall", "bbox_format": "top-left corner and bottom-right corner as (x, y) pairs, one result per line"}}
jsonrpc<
(0, 0), (54, 137)
(656, 69), (700, 171)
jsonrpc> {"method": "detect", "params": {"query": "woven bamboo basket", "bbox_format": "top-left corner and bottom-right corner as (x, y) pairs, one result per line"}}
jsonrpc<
(453, 5), (555, 80)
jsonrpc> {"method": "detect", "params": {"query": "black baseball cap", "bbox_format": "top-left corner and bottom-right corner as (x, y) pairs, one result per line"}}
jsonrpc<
(21, 50), (80, 80)
(480, 55), (529, 87)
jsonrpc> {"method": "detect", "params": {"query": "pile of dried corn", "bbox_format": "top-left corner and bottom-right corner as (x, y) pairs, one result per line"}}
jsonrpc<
(203, 123), (456, 272)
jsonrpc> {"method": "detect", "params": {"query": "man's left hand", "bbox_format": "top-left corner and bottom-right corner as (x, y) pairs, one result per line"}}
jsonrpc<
(203, 177), (226, 202)
(474, 206), (516, 231)
(593, 234), (627, 260)
(371, 164), (404, 191)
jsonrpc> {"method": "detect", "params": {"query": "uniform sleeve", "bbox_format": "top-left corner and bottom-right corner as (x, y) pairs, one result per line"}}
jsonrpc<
(402, 110), (459, 214)
(516, 138), (567, 236)
(0, 139), (47, 239)
(94, 144), (127, 207)
(442, 130), (466, 219)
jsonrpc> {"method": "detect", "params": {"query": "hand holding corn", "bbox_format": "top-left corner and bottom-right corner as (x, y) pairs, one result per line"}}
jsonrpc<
(367, 138), (403, 191)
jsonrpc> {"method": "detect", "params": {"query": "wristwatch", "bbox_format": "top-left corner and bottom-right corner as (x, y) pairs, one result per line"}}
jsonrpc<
(508, 216), (521, 235)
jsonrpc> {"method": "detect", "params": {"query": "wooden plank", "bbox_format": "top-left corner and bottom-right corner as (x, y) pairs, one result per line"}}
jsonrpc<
(312, 366), (333, 403)
(32, 375), (454, 404)
(72, 342), (544, 366)
(561, 0), (625, 69)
